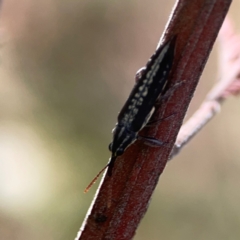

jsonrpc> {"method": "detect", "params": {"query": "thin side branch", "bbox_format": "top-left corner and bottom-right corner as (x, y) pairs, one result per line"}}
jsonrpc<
(171, 17), (240, 158)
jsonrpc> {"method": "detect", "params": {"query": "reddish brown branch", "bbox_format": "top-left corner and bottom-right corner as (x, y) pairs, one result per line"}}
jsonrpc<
(171, 17), (240, 158)
(77, 0), (232, 239)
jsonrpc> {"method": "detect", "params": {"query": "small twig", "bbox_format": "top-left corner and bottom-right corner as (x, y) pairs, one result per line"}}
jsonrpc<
(171, 17), (240, 159)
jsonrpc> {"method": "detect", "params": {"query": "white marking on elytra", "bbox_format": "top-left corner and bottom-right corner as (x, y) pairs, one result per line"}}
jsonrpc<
(133, 108), (138, 114)
(147, 78), (153, 85)
(142, 89), (148, 97)
(143, 79), (148, 84)
(131, 99), (136, 104)
(136, 97), (143, 105)
(146, 71), (151, 79)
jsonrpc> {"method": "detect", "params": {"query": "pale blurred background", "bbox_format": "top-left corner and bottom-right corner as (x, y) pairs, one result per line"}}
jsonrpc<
(1, 1), (240, 240)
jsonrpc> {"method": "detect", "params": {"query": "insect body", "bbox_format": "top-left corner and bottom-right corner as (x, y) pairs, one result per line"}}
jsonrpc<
(108, 36), (177, 176)
(84, 36), (177, 192)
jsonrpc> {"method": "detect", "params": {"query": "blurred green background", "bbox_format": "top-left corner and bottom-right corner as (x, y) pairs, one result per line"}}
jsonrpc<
(1, 1), (240, 239)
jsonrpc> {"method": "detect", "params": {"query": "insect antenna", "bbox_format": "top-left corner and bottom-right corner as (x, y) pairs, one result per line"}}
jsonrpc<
(84, 155), (118, 193)
(84, 163), (109, 193)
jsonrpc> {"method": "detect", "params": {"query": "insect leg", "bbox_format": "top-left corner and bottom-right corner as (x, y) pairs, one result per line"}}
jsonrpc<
(136, 135), (167, 147)
(155, 80), (186, 106)
(145, 112), (177, 127)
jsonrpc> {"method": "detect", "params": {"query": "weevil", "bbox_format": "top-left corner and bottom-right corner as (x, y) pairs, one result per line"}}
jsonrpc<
(84, 36), (176, 192)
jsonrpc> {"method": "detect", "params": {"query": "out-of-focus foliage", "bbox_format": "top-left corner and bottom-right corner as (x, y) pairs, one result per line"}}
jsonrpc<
(0, 1), (240, 240)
